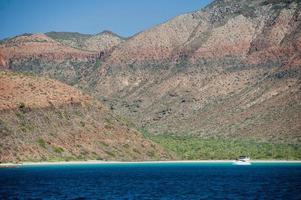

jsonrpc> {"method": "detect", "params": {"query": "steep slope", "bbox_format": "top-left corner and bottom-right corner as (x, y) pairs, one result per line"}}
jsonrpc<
(100, 13), (200, 68)
(89, 0), (301, 144)
(0, 52), (6, 68)
(0, 71), (173, 163)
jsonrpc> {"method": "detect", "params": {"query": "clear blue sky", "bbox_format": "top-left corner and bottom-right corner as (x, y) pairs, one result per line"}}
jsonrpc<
(0, 0), (212, 39)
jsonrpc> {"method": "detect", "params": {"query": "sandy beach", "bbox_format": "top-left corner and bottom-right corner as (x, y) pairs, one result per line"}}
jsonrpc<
(1, 160), (301, 167)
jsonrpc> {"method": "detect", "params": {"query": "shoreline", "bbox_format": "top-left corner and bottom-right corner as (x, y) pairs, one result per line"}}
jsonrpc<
(1, 160), (301, 167)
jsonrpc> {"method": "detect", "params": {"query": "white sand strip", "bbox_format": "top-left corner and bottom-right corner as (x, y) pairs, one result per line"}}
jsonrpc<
(1, 160), (301, 167)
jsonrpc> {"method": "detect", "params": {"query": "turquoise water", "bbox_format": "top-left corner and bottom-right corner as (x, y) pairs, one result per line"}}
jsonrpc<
(0, 162), (301, 199)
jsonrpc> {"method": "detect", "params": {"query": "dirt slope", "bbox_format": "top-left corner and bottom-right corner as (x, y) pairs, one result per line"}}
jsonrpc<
(0, 72), (173, 163)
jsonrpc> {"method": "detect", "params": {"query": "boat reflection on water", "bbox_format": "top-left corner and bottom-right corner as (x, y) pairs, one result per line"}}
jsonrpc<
(233, 156), (251, 165)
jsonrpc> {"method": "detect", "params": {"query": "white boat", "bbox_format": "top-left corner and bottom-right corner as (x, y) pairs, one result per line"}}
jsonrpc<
(233, 156), (251, 165)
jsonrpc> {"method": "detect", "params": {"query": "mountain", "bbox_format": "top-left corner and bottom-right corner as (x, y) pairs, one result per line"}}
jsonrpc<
(0, 0), (300, 159)
(0, 31), (123, 86)
(0, 71), (173, 163)
(45, 31), (125, 52)
(90, 0), (301, 143)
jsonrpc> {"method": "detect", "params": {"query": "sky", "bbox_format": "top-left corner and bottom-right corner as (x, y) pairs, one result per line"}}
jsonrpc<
(0, 0), (212, 40)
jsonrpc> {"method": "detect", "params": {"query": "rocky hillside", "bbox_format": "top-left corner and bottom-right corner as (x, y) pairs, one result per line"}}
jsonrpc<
(0, 33), (95, 62)
(89, 0), (300, 143)
(1, 0), (300, 145)
(0, 31), (123, 86)
(45, 31), (125, 52)
(0, 71), (173, 163)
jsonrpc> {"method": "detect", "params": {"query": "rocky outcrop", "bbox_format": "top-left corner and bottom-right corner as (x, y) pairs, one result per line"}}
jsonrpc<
(0, 52), (7, 68)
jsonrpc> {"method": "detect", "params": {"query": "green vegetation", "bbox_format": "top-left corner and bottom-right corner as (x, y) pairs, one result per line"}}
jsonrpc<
(93, 59), (102, 71)
(37, 138), (46, 149)
(146, 150), (155, 158)
(56, 110), (64, 119)
(53, 146), (64, 154)
(18, 102), (26, 112)
(104, 117), (115, 129)
(45, 31), (92, 41)
(15, 110), (35, 132)
(104, 150), (115, 157)
(45, 31), (96, 51)
(133, 148), (141, 154)
(46, 156), (76, 162)
(15, 111), (25, 119)
(18, 102), (30, 115)
(104, 124), (114, 130)
(97, 141), (109, 147)
(20, 122), (34, 132)
(80, 121), (85, 127)
(146, 134), (301, 160)
(175, 56), (188, 70)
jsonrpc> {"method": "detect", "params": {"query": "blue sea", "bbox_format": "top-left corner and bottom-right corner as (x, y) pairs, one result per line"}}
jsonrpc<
(0, 162), (301, 200)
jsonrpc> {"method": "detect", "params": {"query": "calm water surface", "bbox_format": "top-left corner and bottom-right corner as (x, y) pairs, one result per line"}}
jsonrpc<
(0, 162), (301, 200)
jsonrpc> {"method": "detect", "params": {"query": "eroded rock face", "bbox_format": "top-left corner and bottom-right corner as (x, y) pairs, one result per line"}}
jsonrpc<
(91, 0), (301, 142)
(101, 13), (201, 68)
(247, 2), (301, 65)
(0, 52), (6, 68)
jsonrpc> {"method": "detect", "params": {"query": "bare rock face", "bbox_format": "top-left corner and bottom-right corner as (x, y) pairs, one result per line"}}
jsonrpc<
(0, 52), (7, 68)
(247, 2), (301, 65)
(102, 13), (201, 68)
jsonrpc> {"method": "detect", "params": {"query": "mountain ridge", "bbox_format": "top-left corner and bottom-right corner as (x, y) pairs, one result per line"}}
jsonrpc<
(0, 0), (300, 160)
(45, 30), (125, 52)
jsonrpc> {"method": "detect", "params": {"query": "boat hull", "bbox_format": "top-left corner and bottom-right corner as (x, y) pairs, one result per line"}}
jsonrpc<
(232, 161), (251, 165)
